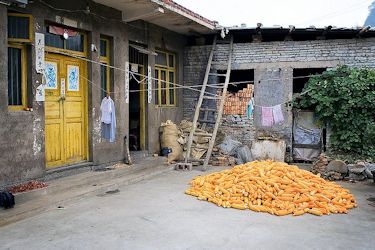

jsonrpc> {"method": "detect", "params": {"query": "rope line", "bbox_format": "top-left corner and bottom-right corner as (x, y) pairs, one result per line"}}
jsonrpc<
(42, 44), (325, 107)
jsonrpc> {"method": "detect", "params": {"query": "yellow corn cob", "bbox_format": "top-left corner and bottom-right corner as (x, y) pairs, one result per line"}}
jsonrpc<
(185, 160), (357, 217)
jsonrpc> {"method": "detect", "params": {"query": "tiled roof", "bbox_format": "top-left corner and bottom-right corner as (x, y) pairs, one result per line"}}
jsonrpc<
(161, 0), (217, 27)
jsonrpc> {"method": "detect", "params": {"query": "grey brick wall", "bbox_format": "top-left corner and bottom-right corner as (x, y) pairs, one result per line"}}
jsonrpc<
(183, 38), (375, 147)
(219, 115), (255, 147)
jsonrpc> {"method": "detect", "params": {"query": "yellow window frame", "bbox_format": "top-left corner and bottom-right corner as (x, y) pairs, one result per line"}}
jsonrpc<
(155, 50), (176, 107)
(7, 13), (33, 43)
(100, 38), (111, 96)
(8, 43), (27, 111)
(45, 26), (88, 57)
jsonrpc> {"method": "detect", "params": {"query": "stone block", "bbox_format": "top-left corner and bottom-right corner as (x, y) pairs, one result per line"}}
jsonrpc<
(326, 160), (348, 174)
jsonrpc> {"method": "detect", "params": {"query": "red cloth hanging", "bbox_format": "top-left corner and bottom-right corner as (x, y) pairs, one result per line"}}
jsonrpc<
(49, 26), (78, 37)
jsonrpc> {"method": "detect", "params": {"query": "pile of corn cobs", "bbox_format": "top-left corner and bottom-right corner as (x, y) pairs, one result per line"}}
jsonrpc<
(185, 161), (357, 216)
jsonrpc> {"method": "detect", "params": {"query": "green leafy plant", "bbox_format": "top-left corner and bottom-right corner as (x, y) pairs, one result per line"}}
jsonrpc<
(296, 65), (375, 160)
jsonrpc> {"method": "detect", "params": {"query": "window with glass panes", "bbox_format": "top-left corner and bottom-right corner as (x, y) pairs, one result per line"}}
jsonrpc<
(7, 13), (32, 111)
(100, 38), (111, 99)
(154, 51), (176, 106)
(45, 25), (86, 54)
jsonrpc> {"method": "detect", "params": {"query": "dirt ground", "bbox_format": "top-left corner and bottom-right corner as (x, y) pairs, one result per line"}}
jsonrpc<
(0, 166), (374, 250)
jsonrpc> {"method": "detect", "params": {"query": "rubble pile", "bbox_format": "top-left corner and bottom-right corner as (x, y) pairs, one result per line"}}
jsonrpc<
(323, 160), (348, 181)
(348, 161), (375, 181)
(311, 153), (329, 175)
(186, 161), (357, 216)
(209, 148), (237, 167)
(312, 154), (375, 182)
(178, 120), (211, 160)
(159, 120), (253, 166)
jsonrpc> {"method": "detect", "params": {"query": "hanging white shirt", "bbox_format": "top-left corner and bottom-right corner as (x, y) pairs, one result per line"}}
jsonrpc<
(100, 96), (112, 124)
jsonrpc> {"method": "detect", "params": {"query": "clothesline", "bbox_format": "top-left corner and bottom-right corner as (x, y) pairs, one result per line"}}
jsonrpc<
(82, 70), (311, 111)
(253, 89), (311, 108)
(43, 48), (319, 108)
(129, 71), (218, 97)
(45, 49), (325, 97)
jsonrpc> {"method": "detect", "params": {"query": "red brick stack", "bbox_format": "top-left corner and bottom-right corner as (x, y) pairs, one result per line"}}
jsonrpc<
(217, 84), (254, 115)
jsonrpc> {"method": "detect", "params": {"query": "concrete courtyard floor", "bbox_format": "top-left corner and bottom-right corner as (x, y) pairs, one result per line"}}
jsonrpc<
(0, 166), (375, 250)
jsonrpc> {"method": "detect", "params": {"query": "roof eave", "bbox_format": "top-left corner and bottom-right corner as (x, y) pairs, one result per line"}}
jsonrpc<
(151, 0), (216, 31)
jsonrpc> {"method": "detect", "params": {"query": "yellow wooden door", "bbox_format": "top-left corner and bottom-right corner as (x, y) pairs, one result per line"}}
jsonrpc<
(45, 54), (87, 168)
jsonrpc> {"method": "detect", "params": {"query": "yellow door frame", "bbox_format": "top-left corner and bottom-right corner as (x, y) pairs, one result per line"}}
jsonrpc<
(45, 52), (88, 168)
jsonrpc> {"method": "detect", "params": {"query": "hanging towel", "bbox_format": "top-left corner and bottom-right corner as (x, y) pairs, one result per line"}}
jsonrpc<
(100, 96), (116, 142)
(247, 98), (254, 118)
(261, 107), (274, 127)
(272, 104), (284, 124)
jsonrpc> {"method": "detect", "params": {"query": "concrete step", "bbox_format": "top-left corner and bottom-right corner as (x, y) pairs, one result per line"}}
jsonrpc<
(44, 161), (94, 182)
(0, 157), (173, 227)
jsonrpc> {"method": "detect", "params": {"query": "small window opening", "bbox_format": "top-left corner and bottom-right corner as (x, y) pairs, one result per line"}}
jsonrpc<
(217, 69), (254, 116)
(45, 25), (85, 53)
(218, 69), (254, 94)
(293, 68), (326, 94)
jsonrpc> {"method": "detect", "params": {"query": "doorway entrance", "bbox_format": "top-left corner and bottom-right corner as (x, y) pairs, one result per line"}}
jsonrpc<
(44, 54), (88, 168)
(129, 65), (145, 151)
(128, 42), (148, 151)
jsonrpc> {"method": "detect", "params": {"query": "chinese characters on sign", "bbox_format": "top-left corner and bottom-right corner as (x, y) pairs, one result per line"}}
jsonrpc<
(125, 62), (129, 103)
(148, 66), (152, 104)
(61, 78), (66, 97)
(35, 33), (45, 74)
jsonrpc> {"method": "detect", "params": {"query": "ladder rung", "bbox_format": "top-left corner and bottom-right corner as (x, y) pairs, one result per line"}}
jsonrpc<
(198, 119), (216, 124)
(209, 73), (227, 77)
(200, 108), (217, 112)
(193, 132), (213, 137)
(203, 95), (220, 100)
(217, 40), (231, 44)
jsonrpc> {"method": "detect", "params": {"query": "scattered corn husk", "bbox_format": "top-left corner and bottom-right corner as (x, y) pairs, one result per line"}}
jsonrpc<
(185, 161), (357, 216)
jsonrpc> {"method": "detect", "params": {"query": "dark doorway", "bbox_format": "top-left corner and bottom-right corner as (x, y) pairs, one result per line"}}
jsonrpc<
(129, 74), (141, 151)
(292, 68), (327, 160)
(128, 43), (147, 151)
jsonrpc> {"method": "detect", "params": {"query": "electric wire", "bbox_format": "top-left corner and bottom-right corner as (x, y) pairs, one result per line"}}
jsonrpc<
(45, 47), (325, 91)
(44, 46), (326, 106)
(80, 68), (313, 109)
(297, 0), (371, 27)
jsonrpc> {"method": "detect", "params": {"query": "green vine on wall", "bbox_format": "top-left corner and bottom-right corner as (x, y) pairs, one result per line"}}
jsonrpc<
(296, 65), (375, 160)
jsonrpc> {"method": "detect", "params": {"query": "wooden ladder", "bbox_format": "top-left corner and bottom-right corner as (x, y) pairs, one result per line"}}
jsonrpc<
(184, 35), (234, 171)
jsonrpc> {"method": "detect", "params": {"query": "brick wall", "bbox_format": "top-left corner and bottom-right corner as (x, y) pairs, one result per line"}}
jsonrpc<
(219, 85), (253, 115)
(183, 38), (375, 147)
(220, 115), (255, 146)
